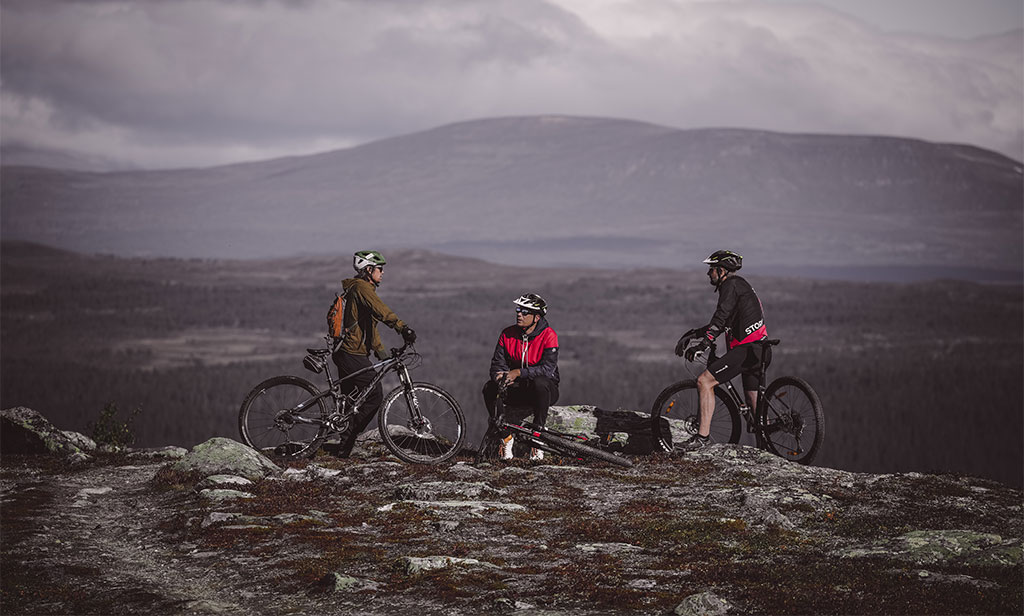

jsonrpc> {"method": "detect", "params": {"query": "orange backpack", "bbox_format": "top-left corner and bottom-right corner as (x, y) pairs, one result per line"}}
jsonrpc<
(326, 291), (347, 339)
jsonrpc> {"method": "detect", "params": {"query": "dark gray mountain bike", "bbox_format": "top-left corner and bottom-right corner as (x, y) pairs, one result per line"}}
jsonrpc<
(650, 334), (824, 464)
(238, 338), (465, 464)
(479, 380), (633, 468)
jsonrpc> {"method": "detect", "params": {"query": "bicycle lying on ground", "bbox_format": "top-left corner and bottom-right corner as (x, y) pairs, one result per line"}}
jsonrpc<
(480, 380), (633, 468)
(650, 333), (824, 464)
(238, 338), (465, 464)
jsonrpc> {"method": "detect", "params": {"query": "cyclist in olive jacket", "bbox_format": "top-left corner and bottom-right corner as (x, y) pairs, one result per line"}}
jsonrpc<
(674, 250), (767, 452)
(333, 250), (416, 457)
(482, 293), (559, 461)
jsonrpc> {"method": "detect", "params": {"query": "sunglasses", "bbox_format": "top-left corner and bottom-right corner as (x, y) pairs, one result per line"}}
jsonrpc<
(515, 308), (538, 315)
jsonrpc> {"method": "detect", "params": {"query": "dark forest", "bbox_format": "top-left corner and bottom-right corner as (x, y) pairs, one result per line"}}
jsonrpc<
(2, 242), (1020, 487)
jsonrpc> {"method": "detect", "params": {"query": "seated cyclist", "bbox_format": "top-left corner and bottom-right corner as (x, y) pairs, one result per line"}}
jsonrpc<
(482, 293), (560, 461)
(674, 250), (767, 452)
(333, 250), (416, 458)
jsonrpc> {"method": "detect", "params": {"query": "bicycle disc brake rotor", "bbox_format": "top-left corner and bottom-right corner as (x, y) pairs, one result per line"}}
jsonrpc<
(410, 416), (432, 437)
(274, 409), (297, 431)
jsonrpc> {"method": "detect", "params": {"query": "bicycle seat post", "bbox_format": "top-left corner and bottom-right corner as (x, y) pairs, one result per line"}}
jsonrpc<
(759, 343), (769, 384)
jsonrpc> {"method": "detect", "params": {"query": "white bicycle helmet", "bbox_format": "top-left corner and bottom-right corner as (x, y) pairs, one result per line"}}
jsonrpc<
(353, 250), (386, 273)
(513, 293), (547, 315)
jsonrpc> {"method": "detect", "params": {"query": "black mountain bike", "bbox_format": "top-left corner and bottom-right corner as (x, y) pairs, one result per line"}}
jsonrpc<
(238, 338), (465, 464)
(481, 380), (633, 468)
(650, 334), (824, 464)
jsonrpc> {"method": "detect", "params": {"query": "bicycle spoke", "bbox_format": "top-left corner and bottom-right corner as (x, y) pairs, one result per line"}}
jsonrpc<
(759, 376), (823, 464)
(379, 383), (465, 464)
(650, 381), (741, 451)
(239, 376), (329, 459)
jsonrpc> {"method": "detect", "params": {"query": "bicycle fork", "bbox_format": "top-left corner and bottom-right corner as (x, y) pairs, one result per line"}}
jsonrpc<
(398, 365), (430, 434)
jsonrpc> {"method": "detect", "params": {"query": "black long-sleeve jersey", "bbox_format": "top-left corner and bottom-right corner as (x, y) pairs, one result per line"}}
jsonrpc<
(704, 275), (767, 349)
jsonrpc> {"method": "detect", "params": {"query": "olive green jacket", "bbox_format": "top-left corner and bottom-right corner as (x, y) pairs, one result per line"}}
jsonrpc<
(338, 277), (406, 358)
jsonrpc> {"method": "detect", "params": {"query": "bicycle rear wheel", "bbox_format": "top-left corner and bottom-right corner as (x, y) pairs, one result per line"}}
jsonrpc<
(649, 380), (741, 452)
(378, 382), (465, 464)
(536, 432), (633, 467)
(758, 376), (824, 464)
(238, 375), (329, 459)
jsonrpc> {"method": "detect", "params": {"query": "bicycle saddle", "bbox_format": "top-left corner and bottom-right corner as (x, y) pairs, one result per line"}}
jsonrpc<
(306, 348), (331, 356)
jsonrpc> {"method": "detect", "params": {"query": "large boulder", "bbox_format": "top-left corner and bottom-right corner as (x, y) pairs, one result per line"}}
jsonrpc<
(1, 407), (85, 457)
(549, 406), (656, 454)
(171, 437), (280, 481)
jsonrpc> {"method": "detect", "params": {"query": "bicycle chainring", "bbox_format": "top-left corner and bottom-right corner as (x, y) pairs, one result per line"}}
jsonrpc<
(684, 414), (700, 436)
(325, 412), (351, 434)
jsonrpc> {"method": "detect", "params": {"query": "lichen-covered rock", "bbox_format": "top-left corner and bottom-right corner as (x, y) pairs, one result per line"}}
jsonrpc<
(62, 431), (97, 452)
(196, 474), (254, 490)
(129, 446), (188, 460)
(841, 529), (1015, 566)
(674, 591), (732, 616)
(961, 542), (1023, 567)
(575, 542), (644, 554)
(66, 451), (93, 466)
(377, 500), (526, 516)
(398, 556), (499, 576)
(171, 437), (280, 481)
(317, 572), (381, 593)
(394, 480), (505, 501)
(197, 488), (255, 503)
(279, 464), (347, 482)
(1, 407), (84, 457)
(447, 463), (489, 480)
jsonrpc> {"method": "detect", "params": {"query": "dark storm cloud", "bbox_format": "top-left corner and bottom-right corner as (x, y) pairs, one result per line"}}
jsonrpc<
(1, 0), (1020, 169)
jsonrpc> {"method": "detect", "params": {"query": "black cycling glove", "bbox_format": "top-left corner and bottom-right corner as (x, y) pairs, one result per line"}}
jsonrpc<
(674, 328), (701, 357)
(401, 326), (417, 344)
(684, 337), (711, 362)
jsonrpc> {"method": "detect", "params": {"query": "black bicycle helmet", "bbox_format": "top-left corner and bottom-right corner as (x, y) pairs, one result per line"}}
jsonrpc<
(513, 293), (547, 316)
(703, 250), (743, 272)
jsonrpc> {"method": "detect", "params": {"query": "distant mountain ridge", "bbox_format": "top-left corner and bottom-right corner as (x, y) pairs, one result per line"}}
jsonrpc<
(1, 115), (1021, 274)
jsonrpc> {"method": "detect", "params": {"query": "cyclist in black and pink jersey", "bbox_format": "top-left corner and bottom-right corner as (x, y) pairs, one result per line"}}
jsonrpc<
(674, 250), (767, 452)
(482, 293), (560, 461)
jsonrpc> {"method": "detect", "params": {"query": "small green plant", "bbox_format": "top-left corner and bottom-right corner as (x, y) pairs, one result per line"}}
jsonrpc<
(88, 401), (141, 448)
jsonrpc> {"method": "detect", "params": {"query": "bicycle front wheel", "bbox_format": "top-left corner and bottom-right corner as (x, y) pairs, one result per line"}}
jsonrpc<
(537, 432), (633, 468)
(758, 376), (824, 465)
(238, 375), (329, 459)
(378, 382), (465, 464)
(649, 380), (741, 452)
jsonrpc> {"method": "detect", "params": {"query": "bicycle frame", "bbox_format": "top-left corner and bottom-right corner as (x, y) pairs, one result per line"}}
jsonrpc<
(488, 383), (591, 451)
(698, 340), (777, 443)
(291, 341), (417, 431)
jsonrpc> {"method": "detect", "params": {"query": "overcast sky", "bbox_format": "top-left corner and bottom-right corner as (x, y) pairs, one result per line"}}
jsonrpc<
(1, 0), (1021, 170)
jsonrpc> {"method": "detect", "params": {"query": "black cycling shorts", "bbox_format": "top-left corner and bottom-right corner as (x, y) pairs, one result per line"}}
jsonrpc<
(708, 343), (769, 391)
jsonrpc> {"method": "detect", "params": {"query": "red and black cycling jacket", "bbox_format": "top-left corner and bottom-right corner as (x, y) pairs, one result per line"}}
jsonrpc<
(489, 317), (560, 383)
(703, 275), (767, 349)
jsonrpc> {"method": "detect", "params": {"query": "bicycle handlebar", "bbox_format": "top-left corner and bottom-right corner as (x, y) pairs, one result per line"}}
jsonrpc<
(389, 340), (415, 359)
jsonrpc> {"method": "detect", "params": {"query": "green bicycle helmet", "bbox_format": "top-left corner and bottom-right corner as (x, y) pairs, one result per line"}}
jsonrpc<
(353, 250), (386, 273)
(703, 250), (743, 272)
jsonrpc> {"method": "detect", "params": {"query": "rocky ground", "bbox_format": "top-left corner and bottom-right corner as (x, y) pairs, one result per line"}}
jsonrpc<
(1, 407), (1022, 615)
